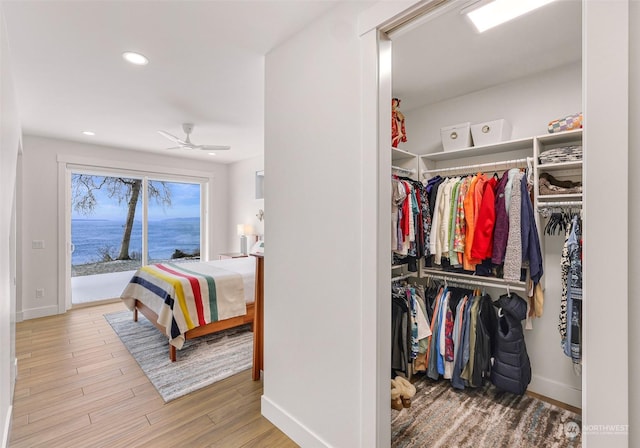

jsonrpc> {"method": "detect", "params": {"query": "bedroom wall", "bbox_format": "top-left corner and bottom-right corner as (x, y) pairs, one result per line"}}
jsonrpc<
(399, 61), (583, 407)
(0, 6), (21, 446)
(263, 2), (372, 446)
(18, 135), (229, 320)
(227, 155), (264, 255)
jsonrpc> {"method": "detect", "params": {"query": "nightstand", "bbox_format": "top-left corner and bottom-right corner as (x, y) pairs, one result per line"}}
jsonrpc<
(218, 252), (248, 260)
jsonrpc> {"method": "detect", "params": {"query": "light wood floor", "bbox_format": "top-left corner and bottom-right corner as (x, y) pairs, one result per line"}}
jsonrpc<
(10, 301), (298, 448)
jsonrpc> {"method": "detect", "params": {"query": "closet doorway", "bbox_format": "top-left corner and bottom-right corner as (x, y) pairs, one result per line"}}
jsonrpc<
(384, 0), (583, 444)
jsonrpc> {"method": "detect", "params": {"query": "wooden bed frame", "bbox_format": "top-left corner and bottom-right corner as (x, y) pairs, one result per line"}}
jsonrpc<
(133, 300), (255, 362)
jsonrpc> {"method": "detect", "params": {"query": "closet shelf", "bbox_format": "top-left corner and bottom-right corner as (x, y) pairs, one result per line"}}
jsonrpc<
(537, 193), (583, 200)
(421, 268), (527, 291)
(392, 147), (417, 161)
(421, 136), (534, 162)
(537, 160), (582, 172)
(536, 128), (582, 146)
(392, 263), (408, 270)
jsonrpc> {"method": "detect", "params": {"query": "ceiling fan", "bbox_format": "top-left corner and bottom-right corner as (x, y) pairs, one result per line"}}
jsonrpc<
(157, 123), (230, 151)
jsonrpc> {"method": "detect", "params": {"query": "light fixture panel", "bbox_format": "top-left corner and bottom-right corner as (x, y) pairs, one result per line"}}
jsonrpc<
(122, 51), (149, 66)
(465, 0), (556, 33)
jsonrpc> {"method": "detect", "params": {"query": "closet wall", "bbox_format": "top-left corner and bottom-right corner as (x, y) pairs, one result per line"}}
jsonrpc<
(398, 62), (581, 154)
(396, 61), (582, 406)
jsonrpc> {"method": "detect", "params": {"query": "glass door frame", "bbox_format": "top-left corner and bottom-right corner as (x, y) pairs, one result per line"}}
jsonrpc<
(57, 155), (212, 312)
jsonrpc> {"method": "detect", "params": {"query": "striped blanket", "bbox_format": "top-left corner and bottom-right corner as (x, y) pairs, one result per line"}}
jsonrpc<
(120, 262), (246, 349)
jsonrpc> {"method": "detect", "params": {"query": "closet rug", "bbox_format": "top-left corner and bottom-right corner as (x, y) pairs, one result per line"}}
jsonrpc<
(392, 375), (581, 448)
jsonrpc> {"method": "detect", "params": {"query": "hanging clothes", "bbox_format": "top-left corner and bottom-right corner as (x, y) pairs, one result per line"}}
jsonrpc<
(392, 176), (429, 271)
(424, 169), (543, 285)
(422, 283), (497, 391)
(491, 292), (532, 395)
(392, 282), (431, 377)
(559, 215), (582, 373)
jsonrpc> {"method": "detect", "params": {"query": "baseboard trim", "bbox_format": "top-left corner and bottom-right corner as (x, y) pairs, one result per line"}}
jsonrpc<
(19, 305), (59, 320)
(261, 395), (331, 448)
(528, 374), (582, 410)
(2, 405), (12, 448)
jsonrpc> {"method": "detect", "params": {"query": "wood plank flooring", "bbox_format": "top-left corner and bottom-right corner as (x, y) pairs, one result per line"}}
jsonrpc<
(9, 302), (298, 448)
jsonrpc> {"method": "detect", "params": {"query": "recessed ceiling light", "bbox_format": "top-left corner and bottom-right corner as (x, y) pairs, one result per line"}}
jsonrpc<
(122, 51), (149, 66)
(208, 152), (217, 156)
(464, 0), (556, 33)
(82, 130), (95, 136)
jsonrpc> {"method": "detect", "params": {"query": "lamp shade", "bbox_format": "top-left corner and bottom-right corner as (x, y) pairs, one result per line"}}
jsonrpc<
(237, 224), (254, 236)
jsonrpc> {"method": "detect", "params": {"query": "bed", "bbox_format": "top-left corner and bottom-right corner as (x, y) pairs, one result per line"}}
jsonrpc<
(120, 256), (256, 362)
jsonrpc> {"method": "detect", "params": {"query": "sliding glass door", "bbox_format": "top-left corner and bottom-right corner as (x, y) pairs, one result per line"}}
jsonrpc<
(147, 179), (201, 263)
(70, 170), (204, 305)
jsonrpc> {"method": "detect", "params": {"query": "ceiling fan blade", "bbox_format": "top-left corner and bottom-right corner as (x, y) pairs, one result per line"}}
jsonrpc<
(157, 130), (187, 145)
(196, 145), (231, 151)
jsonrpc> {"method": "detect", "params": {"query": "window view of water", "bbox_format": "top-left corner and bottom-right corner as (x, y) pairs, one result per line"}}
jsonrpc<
(71, 173), (202, 277)
(71, 217), (200, 265)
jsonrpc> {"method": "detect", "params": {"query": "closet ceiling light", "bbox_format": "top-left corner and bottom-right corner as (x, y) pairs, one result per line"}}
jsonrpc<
(82, 130), (95, 136)
(464, 0), (556, 33)
(122, 51), (149, 66)
(208, 152), (216, 156)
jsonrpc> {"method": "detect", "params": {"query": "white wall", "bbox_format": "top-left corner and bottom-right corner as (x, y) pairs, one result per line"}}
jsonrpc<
(262, 2), (371, 446)
(228, 155), (264, 254)
(0, 6), (21, 446)
(583, 2), (629, 446)
(398, 62), (583, 407)
(399, 62), (582, 155)
(261, 1), (633, 447)
(18, 135), (228, 320)
(628, 1), (638, 447)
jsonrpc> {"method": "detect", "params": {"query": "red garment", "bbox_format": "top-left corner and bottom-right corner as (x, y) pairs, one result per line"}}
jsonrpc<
(471, 177), (498, 260)
(401, 181), (411, 241)
(444, 308), (454, 362)
(391, 98), (407, 148)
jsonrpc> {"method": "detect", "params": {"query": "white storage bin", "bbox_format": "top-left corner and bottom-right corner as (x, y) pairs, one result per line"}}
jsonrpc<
(441, 122), (472, 151)
(471, 119), (512, 146)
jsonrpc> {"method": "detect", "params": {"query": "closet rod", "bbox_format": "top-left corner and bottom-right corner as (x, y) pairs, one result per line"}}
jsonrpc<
(537, 201), (583, 208)
(391, 273), (416, 282)
(422, 272), (527, 292)
(422, 157), (531, 177)
(392, 165), (416, 175)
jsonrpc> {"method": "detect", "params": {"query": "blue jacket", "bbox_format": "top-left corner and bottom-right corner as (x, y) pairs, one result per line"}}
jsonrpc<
(520, 175), (543, 285)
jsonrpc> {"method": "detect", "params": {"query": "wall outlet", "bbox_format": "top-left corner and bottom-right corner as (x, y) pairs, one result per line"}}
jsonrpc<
(35, 288), (44, 299)
(32, 240), (45, 249)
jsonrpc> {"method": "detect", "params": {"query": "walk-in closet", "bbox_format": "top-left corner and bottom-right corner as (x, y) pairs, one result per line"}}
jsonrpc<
(388, 1), (583, 446)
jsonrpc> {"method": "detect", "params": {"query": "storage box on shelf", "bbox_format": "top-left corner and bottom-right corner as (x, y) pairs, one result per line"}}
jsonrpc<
(471, 119), (512, 147)
(440, 122), (473, 151)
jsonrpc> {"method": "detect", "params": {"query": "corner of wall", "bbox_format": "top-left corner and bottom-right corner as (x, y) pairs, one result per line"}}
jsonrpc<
(2, 405), (13, 448)
(261, 395), (330, 448)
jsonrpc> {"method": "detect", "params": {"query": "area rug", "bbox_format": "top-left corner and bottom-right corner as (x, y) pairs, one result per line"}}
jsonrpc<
(392, 375), (582, 447)
(104, 310), (253, 402)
